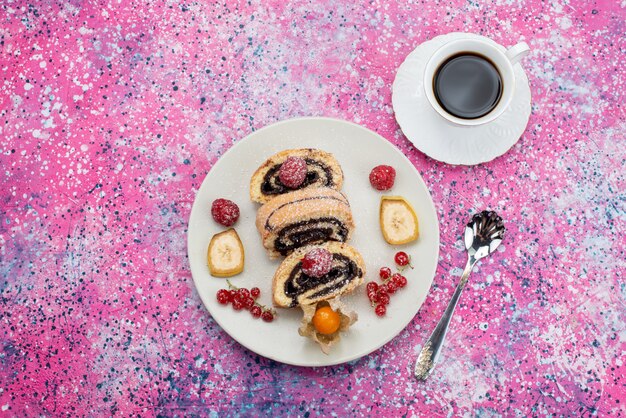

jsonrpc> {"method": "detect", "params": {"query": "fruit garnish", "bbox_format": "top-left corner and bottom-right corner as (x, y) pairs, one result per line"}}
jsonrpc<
(232, 298), (244, 310)
(366, 281), (378, 294)
(299, 298), (357, 354)
(312, 306), (341, 335)
(211, 198), (240, 227)
(391, 273), (407, 289)
(369, 165), (396, 191)
(369, 254), (412, 317)
(216, 289), (231, 305)
(207, 228), (244, 277)
(215, 280), (276, 321)
(279, 156), (307, 188)
(394, 251), (413, 268)
(379, 267), (392, 280)
(301, 248), (333, 277)
(380, 196), (419, 245)
(369, 283), (390, 316)
(377, 289), (390, 305)
(250, 305), (262, 318)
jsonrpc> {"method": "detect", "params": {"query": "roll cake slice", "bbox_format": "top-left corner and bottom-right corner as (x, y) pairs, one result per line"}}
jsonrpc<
(273, 242), (366, 308)
(250, 149), (344, 204)
(255, 187), (355, 258)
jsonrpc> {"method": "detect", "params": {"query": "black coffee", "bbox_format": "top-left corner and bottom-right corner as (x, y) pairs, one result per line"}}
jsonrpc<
(433, 53), (502, 119)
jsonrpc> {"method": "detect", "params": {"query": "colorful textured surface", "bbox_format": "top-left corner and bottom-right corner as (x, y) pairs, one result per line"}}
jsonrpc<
(1, 0), (625, 415)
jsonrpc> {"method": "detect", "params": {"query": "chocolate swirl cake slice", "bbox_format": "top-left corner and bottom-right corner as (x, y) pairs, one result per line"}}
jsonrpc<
(273, 242), (365, 308)
(255, 187), (355, 258)
(250, 149), (344, 204)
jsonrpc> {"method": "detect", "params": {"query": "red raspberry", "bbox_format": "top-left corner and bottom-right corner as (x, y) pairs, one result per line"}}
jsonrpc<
(279, 156), (307, 189)
(301, 248), (333, 278)
(250, 287), (261, 299)
(379, 267), (392, 280)
(375, 304), (387, 317)
(261, 310), (274, 322)
(369, 165), (396, 191)
(211, 198), (240, 226)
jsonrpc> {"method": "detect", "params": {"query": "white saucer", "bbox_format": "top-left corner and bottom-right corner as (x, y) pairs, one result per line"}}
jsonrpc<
(392, 32), (532, 165)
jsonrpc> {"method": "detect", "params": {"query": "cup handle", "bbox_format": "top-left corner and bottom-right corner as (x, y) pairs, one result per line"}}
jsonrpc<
(505, 42), (530, 65)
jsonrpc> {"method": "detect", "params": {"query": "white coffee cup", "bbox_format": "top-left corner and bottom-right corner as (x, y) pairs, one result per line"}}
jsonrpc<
(423, 37), (530, 126)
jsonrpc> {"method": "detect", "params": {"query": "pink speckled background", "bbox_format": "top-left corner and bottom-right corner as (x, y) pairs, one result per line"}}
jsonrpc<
(1, 0), (625, 416)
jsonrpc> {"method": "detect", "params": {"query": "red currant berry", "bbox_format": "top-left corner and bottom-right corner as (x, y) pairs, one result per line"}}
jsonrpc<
(301, 248), (333, 278)
(237, 288), (250, 299)
(378, 293), (390, 306)
(377, 284), (388, 295)
(375, 304), (387, 317)
(366, 281), (378, 294)
(243, 297), (255, 310)
(261, 310), (274, 322)
(250, 287), (261, 299)
(250, 305), (262, 318)
(368, 291), (379, 303)
(232, 299), (244, 311)
(211, 198), (240, 227)
(216, 289), (231, 305)
(379, 267), (392, 280)
(394, 251), (410, 267)
(398, 276), (408, 288)
(229, 289), (237, 299)
(279, 156), (307, 189)
(369, 165), (396, 191)
(393, 274), (407, 288)
(386, 281), (398, 294)
(391, 276), (401, 289)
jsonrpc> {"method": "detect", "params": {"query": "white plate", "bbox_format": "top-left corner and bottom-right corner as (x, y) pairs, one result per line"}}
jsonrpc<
(188, 117), (440, 366)
(392, 32), (532, 165)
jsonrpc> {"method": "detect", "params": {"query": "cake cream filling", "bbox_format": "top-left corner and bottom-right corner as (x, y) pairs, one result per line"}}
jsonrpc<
(283, 254), (362, 307)
(273, 218), (349, 256)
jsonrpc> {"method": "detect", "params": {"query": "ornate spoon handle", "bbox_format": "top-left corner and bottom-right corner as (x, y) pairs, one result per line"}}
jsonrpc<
(414, 256), (476, 380)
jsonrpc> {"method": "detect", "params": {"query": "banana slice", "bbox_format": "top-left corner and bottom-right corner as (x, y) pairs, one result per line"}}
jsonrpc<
(380, 196), (419, 245)
(207, 228), (245, 277)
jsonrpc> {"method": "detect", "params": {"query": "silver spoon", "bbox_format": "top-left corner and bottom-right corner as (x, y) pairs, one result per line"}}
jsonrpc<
(414, 210), (505, 380)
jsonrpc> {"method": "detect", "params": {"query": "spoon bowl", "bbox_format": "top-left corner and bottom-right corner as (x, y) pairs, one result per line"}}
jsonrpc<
(465, 210), (505, 259)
